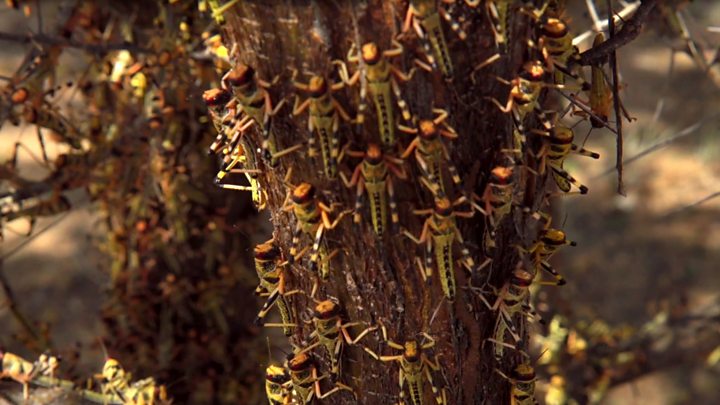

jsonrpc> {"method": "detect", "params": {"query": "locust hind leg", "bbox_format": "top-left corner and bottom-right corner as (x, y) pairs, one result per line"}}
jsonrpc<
(424, 363), (445, 404)
(355, 79), (368, 136)
(454, 230), (476, 275)
(307, 132), (319, 167)
(439, 4), (467, 40)
(309, 224), (326, 274)
(387, 176), (400, 234)
(412, 20), (437, 71)
(425, 233), (434, 283)
(287, 223), (303, 265)
(390, 78), (412, 123)
(539, 261), (567, 285)
(397, 368), (407, 405)
(441, 142), (463, 193)
(353, 178), (365, 229)
(550, 165), (589, 194)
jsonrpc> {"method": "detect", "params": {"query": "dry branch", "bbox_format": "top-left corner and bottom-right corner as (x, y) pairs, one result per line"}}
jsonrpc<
(0, 31), (152, 54)
(577, 0), (658, 66)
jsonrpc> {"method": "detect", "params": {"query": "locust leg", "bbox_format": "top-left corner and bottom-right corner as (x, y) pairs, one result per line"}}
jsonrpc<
(550, 165), (589, 194)
(390, 77), (412, 122)
(539, 261), (567, 285)
(423, 357), (445, 404)
(398, 367), (406, 404)
(353, 177), (366, 226)
(287, 223), (303, 265)
(454, 228), (476, 274)
(309, 224), (326, 273)
(387, 176), (399, 233)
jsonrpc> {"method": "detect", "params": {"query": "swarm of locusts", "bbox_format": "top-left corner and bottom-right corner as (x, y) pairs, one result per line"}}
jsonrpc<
(197, 0), (625, 404)
(0, 0), (269, 403)
(0, 0), (648, 403)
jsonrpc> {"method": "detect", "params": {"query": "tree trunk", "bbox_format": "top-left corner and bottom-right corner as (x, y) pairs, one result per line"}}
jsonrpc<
(222, 1), (543, 404)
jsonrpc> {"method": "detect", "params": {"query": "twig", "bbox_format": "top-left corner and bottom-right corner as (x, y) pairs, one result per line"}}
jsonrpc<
(676, 11), (707, 70)
(0, 31), (152, 54)
(594, 114), (719, 179)
(585, 0), (603, 33)
(573, 2), (640, 46)
(35, 0), (43, 36)
(0, 380), (83, 404)
(0, 257), (44, 349)
(577, 0), (657, 66)
(0, 212), (70, 262)
(608, 308), (720, 388)
(559, 303), (720, 402)
(663, 191), (720, 218)
(608, 1), (626, 196)
(651, 48), (675, 125)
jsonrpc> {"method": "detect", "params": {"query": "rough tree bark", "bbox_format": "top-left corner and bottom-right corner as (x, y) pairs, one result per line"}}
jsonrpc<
(222, 1), (544, 404)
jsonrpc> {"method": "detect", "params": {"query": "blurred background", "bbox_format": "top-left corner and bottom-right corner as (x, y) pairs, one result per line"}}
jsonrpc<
(540, 1), (720, 404)
(0, 1), (719, 404)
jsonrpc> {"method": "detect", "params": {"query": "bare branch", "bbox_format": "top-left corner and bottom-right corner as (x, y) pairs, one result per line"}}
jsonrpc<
(585, 0), (603, 33)
(608, 308), (720, 388)
(594, 114), (719, 179)
(0, 256), (46, 349)
(0, 211), (71, 263)
(573, 3), (640, 46)
(577, 0), (658, 66)
(663, 191), (720, 218)
(560, 303), (720, 401)
(0, 31), (152, 54)
(608, 1), (626, 196)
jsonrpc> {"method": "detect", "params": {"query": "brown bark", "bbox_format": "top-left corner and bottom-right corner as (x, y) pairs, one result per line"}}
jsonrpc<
(223, 1), (543, 404)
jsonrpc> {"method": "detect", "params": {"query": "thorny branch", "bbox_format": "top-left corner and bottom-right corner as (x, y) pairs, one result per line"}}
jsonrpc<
(556, 303), (720, 402)
(609, 308), (720, 388)
(608, 1), (626, 196)
(594, 113), (719, 179)
(0, 212), (71, 262)
(0, 381), (87, 405)
(577, 0), (658, 66)
(0, 31), (152, 54)
(0, 257), (45, 349)
(663, 190), (720, 218)
(573, 3), (640, 46)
